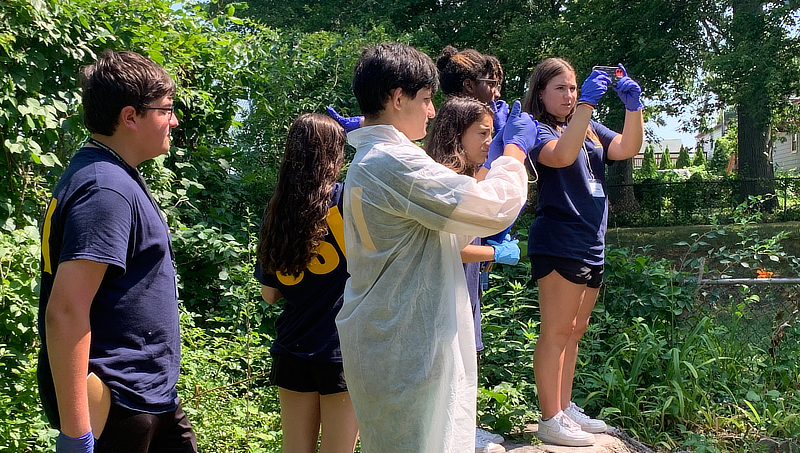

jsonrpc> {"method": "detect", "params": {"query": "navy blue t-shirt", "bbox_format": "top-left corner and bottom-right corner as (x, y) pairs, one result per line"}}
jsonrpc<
(254, 183), (348, 362)
(39, 146), (180, 423)
(526, 121), (618, 265)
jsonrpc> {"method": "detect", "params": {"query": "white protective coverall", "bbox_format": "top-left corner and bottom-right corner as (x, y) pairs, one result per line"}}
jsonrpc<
(336, 125), (527, 453)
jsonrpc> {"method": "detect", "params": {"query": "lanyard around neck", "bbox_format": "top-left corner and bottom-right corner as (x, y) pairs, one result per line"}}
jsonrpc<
(583, 142), (596, 180)
(87, 138), (175, 266)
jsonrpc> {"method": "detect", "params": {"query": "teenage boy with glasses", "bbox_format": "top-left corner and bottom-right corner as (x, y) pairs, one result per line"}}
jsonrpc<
(38, 49), (196, 453)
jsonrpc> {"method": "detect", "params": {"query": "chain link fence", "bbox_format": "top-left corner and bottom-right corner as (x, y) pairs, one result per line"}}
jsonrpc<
(605, 177), (800, 228)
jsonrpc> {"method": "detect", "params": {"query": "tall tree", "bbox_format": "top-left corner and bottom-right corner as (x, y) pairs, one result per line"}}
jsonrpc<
(640, 144), (658, 178)
(693, 147), (707, 167)
(675, 145), (692, 168)
(659, 146), (674, 170)
(702, 0), (800, 205)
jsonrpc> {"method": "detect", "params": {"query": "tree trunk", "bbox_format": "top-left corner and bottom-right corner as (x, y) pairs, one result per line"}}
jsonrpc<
(737, 102), (775, 206)
(732, 0), (776, 209)
(606, 158), (638, 216)
(604, 111), (638, 222)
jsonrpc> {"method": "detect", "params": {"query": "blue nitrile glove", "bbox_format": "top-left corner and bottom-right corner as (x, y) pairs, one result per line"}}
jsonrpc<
(56, 430), (94, 453)
(612, 64), (643, 111)
(502, 100), (540, 153)
(487, 234), (520, 265)
(490, 100), (509, 135)
(326, 106), (363, 132)
(484, 125), (505, 170)
(578, 70), (611, 107)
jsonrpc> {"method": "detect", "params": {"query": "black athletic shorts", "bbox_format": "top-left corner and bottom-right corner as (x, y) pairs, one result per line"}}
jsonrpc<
(95, 402), (196, 453)
(530, 254), (604, 289)
(269, 352), (348, 395)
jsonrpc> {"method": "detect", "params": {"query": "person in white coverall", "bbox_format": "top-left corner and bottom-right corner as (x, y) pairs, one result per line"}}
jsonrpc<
(334, 42), (535, 453)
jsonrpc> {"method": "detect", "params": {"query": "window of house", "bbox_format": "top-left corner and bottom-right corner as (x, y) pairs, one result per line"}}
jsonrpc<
(792, 133), (798, 154)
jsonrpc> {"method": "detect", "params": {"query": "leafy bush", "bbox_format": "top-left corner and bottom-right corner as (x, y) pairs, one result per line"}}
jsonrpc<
(602, 247), (694, 323)
(0, 227), (54, 452)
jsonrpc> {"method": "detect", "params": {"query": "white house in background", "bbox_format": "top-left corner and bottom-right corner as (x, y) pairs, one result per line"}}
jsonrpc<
(694, 109), (736, 162)
(633, 138), (685, 169)
(773, 130), (800, 173)
(695, 105), (800, 173)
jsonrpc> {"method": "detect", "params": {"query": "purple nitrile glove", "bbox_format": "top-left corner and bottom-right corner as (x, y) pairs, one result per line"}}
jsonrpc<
(502, 100), (540, 153)
(612, 64), (643, 111)
(326, 106), (363, 132)
(490, 100), (509, 135)
(56, 430), (94, 453)
(486, 234), (520, 265)
(578, 70), (611, 107)
(483, 124), (505, 170)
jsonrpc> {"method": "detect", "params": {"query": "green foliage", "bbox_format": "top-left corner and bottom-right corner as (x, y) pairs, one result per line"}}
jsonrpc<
(692, 148), (707, 167)
(659, 146), (673, 170)
(637, 144), (658, 180)
(0, 227), (53, 452)
(603, 247), (694, 323)
(708, 134), (736, 175)
(179, 309), (281, 453)
(675, 145), (691, 169)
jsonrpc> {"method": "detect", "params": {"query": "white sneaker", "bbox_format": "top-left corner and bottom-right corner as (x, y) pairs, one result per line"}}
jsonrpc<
(536, 411), (595, 447)
(475, 428), (505, 453)
(564, 401), (608, 433)
(476, 427), (504, 444)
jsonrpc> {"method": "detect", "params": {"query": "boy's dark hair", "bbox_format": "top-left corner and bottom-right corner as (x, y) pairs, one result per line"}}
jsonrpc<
(436, 45), (486, 97)
(353, 43), (438, 119)
(81, 49), (176, 136)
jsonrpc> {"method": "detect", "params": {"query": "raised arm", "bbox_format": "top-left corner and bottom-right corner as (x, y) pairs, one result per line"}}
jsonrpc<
(607, 67), (644, 161)
(536, 70), (610, 168)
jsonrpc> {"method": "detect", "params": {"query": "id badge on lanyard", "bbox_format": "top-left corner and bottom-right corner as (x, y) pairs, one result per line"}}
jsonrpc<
(584, 143), (605, 198)
(588, 179), (605, 198)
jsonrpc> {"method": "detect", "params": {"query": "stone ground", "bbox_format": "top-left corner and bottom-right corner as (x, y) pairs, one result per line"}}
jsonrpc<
(498, 424), (654, 453)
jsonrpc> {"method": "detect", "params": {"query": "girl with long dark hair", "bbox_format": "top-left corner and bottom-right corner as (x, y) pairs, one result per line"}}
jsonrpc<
(255, 113), (358, 453)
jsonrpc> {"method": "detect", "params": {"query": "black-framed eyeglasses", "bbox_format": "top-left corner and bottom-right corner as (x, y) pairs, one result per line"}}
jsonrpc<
(144, 106), (176, 116)
(477, 78), (500, 89)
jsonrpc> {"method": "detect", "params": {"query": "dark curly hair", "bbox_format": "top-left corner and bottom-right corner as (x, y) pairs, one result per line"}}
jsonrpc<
(483, 54), (504, 89)
(425, 97), (492, 177)
(436, 45), (487, 97)
(257, 113), (346, 277)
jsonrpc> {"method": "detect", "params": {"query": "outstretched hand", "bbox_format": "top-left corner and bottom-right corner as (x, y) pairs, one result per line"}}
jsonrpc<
(490, 100), (509, 135)
(483, 125), (505, 170)
(612, 64), (643, 111)
(326, 106), (363, 132)
(487, 234), (520, 265)
(578, 70), (611, 107)
(502, 100), (539, 153)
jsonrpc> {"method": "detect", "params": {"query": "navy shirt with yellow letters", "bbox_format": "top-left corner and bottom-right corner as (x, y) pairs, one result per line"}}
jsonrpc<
(254, 183), (348, 362)
(38, 146), (180, 426)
